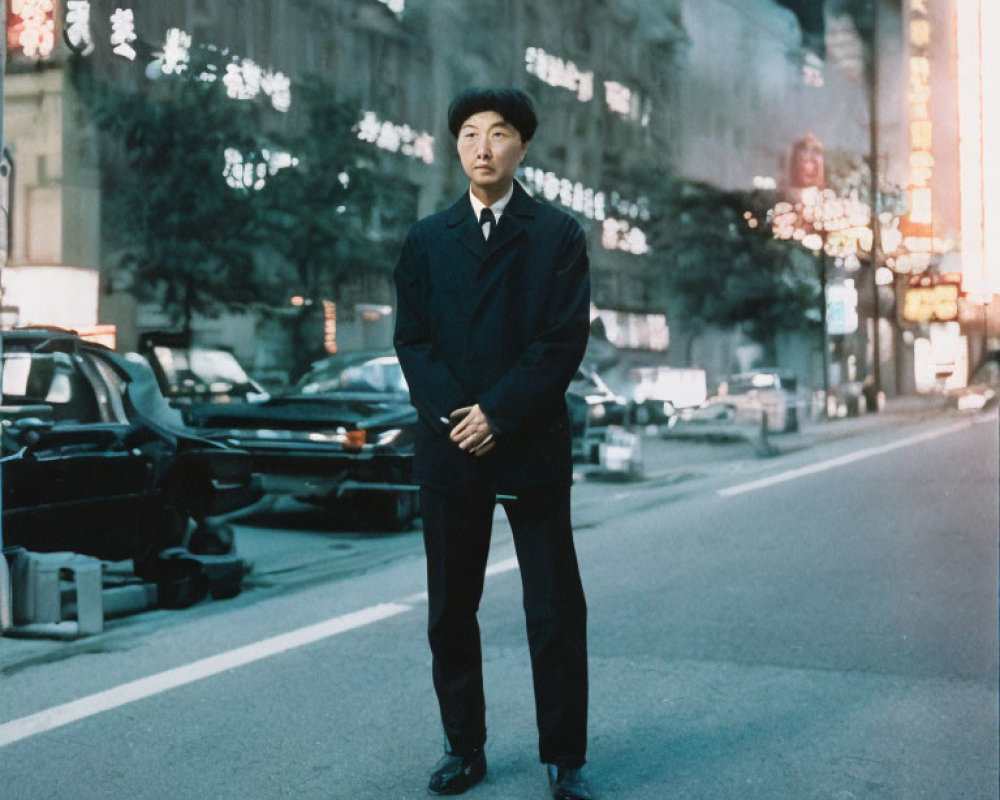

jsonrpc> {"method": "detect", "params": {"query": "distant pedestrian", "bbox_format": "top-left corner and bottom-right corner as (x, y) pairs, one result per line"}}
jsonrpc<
(393, 86), (594, 800)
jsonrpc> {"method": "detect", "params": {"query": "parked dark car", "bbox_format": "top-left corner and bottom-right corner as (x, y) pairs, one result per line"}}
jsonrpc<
(1, 328), (263, 566)
(176, 351), (420, 531)
(174, 352), (631, 529)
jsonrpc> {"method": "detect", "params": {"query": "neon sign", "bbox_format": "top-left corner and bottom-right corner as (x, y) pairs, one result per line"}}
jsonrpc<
(109, 7), (137, 60)
(525, 47), (651, 125)
(65, 0), (94, 56)
(7, 0), (55, 60)
(356, 112), (435, 164)
(956, 0), (998, 295)
(901, 0), (934, 263)
(521, 166), (649, 255)
(157, 28), (191, 74)
(525, 46), (594, 102)
(602, 218), (648, 255)
(603, 81), (650, 126)
(223, 148), (299, 191)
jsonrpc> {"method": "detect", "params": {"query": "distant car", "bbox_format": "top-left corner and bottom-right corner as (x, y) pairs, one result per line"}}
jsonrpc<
(0, 328), (263, 566)
(139, 332), (269, 405)
(604, 365), (708, 425)
(176, 352), (628, 528)
(568, 364), (628, 463)
(948, 353), (1000, 411)
(716, 369), (799, 432)
(177, 351), (421, 531)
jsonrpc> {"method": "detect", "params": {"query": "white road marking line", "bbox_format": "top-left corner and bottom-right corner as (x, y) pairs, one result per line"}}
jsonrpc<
(717, 420), (972, 498)
(0, 602), (411, 749)
(398, 557), (519, 606)
(484, 556), (519, 577)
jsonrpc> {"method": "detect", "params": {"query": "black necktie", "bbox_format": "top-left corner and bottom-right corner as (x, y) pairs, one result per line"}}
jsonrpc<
(479, 207), (496, 240)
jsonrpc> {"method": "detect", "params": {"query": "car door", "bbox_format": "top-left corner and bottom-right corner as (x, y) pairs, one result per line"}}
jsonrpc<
(1, 345), (158, 561)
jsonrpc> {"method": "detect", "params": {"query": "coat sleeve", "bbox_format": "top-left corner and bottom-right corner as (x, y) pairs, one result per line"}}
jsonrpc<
(393, 232), (471, 435)
(477, 222), (590, 436)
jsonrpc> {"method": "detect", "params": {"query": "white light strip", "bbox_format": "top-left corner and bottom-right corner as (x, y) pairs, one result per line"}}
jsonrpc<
(0, 603), (412, 748)
(957, 0), (985, 292)
(958, 0), (999, 294)
(356, 112), (435, 164)
(717, 421), (971, 497)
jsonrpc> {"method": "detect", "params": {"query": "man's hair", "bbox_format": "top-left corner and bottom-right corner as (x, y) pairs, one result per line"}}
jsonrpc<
(447, 87), (538, 142)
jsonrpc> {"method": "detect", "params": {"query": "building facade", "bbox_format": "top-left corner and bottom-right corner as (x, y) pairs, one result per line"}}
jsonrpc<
(7, 0), (972, 397)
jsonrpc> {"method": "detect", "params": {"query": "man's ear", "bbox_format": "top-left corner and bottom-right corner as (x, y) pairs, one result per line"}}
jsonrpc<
(519, 140), (530, 162)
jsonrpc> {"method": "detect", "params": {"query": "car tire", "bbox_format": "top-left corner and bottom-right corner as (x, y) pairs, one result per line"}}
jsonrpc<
(134, 501), (188, 573)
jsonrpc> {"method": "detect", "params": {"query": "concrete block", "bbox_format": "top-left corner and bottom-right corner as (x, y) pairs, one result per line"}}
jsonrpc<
(10, 551), (104, 636)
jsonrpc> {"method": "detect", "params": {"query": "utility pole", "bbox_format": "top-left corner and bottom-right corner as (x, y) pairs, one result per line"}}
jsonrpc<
(866, 0), (883, 408)
(1, 0), (12, 633)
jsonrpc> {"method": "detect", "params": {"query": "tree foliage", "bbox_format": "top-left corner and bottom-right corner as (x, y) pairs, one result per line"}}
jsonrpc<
(638, 174), (821, 345)
(73, 56), (409, 333)
(73, 54), (265, 327)
(257, 76), (413, 302)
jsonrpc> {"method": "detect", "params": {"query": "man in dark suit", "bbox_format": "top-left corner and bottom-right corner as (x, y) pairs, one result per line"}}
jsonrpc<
(393, 88), (594, 800)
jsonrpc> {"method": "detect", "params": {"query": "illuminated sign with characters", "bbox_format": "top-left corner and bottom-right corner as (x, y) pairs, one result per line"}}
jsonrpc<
(7, 0), (55, 59)
(525, 47), (650, 126)
(526, 46), (594, 102)
(64, 0), (94, 56)
(903, 273), (961, 322)
(521, 166), (650, 255)
(901, 0), (934, 263)
(355, 112), (435, 164)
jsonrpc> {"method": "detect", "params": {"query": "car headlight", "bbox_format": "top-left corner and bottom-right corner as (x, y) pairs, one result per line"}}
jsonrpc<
(376, 428), (403, 445)
(588, 404), (607, 421)
(958, 393), (988, 411)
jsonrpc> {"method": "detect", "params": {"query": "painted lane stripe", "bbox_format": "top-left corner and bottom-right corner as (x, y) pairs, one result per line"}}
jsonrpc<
(484, 556), (520, 577)
(398, 557), (520, 607)
(0, 602), (411, 749)
(717, 420), (972, 498)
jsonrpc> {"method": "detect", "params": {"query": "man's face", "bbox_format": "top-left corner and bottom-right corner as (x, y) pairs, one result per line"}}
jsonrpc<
(456, 111), (529, 202)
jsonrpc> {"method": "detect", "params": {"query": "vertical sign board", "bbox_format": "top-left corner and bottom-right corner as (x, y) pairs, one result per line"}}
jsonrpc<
(826, 281), (859, 335)
(957, 0), (999, 296)
(901, 0), (935, 270)
(1, 0), (10, 632)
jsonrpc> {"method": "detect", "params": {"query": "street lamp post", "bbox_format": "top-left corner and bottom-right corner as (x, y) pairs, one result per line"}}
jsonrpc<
(1, 1), (11, 633)
(817, 250), (831, 417)
(865, 0), (883, 408)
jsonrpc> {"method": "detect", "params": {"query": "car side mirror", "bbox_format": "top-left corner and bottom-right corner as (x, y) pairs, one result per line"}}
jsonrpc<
(12, 416), (54, 447)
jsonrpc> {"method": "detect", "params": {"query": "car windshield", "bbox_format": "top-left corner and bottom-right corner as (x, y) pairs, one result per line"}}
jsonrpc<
(154, 346), (253, 391)
(297, 357), (409, 395)
(726, 373), (789, 395)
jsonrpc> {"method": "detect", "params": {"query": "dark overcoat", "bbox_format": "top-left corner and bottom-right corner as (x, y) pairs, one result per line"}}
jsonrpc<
(393, 180), (591, 491)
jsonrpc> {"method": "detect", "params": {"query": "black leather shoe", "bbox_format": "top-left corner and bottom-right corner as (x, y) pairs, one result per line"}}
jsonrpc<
(427, 748), (486, 795)
(546, 764), (594, 800)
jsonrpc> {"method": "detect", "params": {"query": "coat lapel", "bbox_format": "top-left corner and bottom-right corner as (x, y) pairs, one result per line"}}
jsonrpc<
(447, 195), (489, 262)
(446, 181), (537, 264)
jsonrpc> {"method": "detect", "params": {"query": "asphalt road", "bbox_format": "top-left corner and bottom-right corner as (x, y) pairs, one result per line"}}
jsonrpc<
(1, 408), (997, 799)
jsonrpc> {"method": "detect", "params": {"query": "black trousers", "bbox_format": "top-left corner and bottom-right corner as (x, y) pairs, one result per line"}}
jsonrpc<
(420, 482), (588, 767)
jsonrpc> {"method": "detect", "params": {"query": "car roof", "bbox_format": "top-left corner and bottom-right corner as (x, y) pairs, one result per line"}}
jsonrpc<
(1, 327), (113, 353)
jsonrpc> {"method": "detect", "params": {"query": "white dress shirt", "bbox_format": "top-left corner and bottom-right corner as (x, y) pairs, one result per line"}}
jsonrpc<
(469, 182), (515, 240)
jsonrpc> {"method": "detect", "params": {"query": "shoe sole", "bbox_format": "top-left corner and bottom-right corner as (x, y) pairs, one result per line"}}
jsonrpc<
(427, 764), (486, 795)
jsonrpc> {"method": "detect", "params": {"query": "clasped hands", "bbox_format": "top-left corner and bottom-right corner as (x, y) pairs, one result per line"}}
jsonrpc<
(449, 404), (496, 457)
